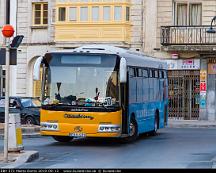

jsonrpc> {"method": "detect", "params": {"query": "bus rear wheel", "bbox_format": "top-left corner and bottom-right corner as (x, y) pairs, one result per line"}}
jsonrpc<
(149, 113), (159, 136)
(52, 136), (73, 142)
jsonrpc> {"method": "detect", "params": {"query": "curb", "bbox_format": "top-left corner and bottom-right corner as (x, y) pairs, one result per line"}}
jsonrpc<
(1, 151), (39, 168)
(21, 126), (40, 134)
(0, 133), (40, 140)
(0, 126), (40, 139)
(168, 124), (216, 128)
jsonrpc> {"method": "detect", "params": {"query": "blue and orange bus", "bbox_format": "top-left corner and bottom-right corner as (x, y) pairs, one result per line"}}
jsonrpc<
(34, 45), (168, 142)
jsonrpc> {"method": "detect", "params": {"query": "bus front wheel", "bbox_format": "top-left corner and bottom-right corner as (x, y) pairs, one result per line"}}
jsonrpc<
(121, 117), (138, 143)
(52, 136), (73, 142)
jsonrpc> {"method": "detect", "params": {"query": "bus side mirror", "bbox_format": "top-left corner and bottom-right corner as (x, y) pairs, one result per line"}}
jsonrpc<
(120, 57), (127, 83)
(33, 56), (43, 80)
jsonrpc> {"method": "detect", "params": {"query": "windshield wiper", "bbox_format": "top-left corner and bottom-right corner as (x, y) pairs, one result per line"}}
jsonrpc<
(98, 102), (109, 110)
(25, 106), (40, 108)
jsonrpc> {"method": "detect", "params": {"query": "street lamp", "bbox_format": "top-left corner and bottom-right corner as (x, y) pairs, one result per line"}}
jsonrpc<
(206, 16), (216, 33)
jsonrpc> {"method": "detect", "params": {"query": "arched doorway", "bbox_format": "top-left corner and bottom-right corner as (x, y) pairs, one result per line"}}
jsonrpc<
(28, 56), (43, 97)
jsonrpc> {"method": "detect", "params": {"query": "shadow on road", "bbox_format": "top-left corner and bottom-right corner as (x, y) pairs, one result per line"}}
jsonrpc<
(44, 131), (167, 148)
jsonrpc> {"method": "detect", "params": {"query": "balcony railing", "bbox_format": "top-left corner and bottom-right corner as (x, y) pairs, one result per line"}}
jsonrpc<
(161, 25), (216, 46)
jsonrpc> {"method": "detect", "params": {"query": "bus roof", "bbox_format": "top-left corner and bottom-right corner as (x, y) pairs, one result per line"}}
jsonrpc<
(48, 45), (168, 70)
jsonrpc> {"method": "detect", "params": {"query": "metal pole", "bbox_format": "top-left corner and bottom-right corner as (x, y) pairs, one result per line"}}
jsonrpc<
(3, 38), (10, 162)
(3, 0), (11, 163)
(6, 0), (10, 25)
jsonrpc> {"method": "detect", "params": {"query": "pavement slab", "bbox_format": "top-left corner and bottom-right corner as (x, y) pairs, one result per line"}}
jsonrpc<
(0, 151), (39, 168)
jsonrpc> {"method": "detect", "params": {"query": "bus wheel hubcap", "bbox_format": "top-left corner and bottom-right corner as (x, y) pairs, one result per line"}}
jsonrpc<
(129, 122), (135, 136)
(154, 119), (157, 131)
(26, 119), (32, 125)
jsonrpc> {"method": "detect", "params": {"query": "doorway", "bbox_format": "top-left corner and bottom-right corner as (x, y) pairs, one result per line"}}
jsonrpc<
(168, 70), (200, 120)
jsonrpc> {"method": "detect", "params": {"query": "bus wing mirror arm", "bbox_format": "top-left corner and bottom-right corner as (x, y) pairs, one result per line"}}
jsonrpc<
(120, 57), (127, 83)
(33, 56), (43, 81)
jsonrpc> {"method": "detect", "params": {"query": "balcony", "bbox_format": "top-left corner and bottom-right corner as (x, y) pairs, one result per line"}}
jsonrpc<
(55, 23), (131, 44)
(161, 26), (216, 52)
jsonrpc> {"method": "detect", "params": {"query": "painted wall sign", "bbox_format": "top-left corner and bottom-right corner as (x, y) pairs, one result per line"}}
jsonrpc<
(200, 91), (207, 109)
(200, 70), (207, 82)
(208, 63), (216, 74)
(200, 99), (206, 109)
(166, 59), (200, 70)
(200, 70), (207, 109)
(200, 82), (206, 91)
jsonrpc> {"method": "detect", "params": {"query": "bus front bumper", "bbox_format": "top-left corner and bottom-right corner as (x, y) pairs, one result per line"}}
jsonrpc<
(40, 122), (122, 138)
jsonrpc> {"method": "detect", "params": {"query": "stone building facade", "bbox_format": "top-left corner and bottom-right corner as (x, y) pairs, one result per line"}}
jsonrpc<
(13, 0), (146, 98)
(143, 0), (216, 121)
(0, 0), (216, 121)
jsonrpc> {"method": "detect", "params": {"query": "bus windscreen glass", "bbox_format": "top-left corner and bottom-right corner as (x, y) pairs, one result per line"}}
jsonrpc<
(42, 53), (119, 108)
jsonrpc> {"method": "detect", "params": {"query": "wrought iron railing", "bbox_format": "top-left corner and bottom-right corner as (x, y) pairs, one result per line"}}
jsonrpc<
(161, 25), (216, 46)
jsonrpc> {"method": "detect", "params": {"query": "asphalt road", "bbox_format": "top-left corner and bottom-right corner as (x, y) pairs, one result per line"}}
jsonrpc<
(1, 127), (216, 168)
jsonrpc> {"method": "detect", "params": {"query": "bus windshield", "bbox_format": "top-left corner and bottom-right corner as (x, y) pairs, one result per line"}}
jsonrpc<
(42, 53), (120, 108)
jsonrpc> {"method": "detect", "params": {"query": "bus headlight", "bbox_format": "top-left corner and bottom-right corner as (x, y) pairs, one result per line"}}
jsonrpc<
(98, 124), (121, 133)
(40, 122), (59, 131)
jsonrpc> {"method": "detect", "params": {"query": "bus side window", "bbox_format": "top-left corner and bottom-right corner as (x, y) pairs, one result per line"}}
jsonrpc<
(137, 68), (143, 77)
(142, 69), (148, 78)
(149, 69), (153, 78)
(142, 69), (149, 102)
(164, 70), (167, 78)
(154, 70), (159, 78)
(162, 71), (164, 78)
(129, 68), (136, 78)
(137, 68), (143, 103)
(159, 70), (164, 79)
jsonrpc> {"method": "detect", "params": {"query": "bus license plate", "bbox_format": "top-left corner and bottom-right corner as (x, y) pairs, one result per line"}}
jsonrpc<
(69, 133), (86, 138)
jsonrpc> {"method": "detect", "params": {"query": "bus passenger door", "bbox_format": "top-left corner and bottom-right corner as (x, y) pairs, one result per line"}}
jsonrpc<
(127, 68), (137, 131)
(121, 80), (128, 134)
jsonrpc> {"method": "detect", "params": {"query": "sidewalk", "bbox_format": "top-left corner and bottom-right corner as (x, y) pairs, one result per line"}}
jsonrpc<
(168, 119), (216, 128)
(0, 123), (40, 168)
(0, 151), (39, 168)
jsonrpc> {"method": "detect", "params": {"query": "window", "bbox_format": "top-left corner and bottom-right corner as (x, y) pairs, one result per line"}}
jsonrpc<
(33, 3), (48, 25)
(149, 70), (154, 78)
(92, 6), (99, 21)
(176, 4), (187, 25)
(143, 69), (148, 78)
(129, 68), (136, 77)
(114, 6), (122, 21)
(164, 70), (167, 79)
(154, 70), (159, 78)
(59, 7), (66, 21)
(189, 4), (202, 25)
(126, 7), (130, 21)
(103, 6), (111, 21)
(56, 3), (130, 23)
(137, 69), (142, 77)
(159, 71), (164, 78)
(69, 7), (77, 21)
(80, 7), (88, 21)
(175, 2), (202, 25)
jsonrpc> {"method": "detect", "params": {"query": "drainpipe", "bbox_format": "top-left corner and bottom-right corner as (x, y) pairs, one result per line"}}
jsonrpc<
(141, 0), (144, 51)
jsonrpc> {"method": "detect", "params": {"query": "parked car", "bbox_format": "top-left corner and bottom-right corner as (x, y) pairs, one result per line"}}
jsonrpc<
(0, 96), (41, 125)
